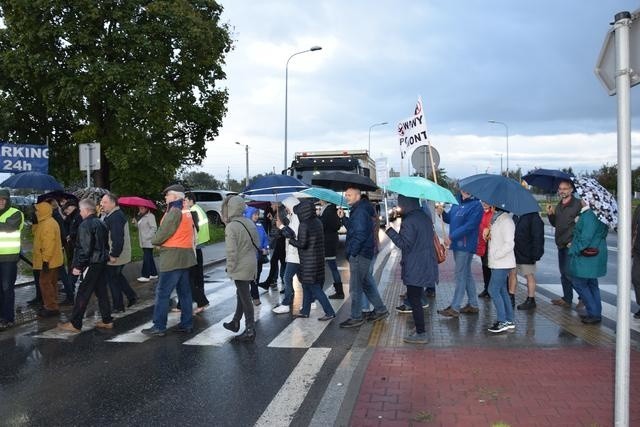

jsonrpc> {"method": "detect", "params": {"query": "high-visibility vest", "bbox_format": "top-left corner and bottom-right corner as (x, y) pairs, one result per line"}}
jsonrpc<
(161, 209), (195, 249)
(190, 204), (210, 245)
(0, 207), (24, 255)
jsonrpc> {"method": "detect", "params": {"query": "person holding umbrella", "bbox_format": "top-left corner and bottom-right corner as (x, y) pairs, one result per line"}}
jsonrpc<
(546, 180), (582, 308)
(568, 178), (614, 324)
(318, 200), (344, 299)
(384, 195), (438, 344)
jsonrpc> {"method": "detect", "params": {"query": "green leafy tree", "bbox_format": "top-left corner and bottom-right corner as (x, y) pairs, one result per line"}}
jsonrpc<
(0, 1), (233, 197)
(181, 170), (222, 190)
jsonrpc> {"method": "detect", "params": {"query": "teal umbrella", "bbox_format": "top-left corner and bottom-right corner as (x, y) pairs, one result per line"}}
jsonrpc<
(295, 187), (349, 208)
(387, 176), (458, 205)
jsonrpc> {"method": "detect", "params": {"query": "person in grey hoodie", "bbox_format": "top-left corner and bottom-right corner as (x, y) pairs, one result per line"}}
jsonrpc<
(221, 195), (260, 342)
(135, 206), (158, 282)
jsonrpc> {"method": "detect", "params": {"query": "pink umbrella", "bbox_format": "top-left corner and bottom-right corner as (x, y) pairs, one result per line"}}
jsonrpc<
(118, 196), (157, 210)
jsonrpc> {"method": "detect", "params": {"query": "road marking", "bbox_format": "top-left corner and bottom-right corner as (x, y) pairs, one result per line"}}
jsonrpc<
(184, 292), (280, 347)
(32, 299), (156, 340)
(536, 283), (639, 332)
(267, 294), (348, 348)
(108, 282), (237, 343)
(254, 347), (331, 427)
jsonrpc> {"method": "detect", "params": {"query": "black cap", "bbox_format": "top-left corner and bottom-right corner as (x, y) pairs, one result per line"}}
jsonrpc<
(162, 184), (185, 194)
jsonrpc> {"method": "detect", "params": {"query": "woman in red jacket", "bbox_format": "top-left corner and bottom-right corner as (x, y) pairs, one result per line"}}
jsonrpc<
(477, 201), (494, 299)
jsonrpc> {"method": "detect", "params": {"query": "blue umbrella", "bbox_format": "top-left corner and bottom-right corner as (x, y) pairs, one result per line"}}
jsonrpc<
(459, 174), (539, 215)
(241, 174), (307, 202)
(0, 171), (63, 191)
(296, 187), (349, 208)
(522, 169), (573, 192)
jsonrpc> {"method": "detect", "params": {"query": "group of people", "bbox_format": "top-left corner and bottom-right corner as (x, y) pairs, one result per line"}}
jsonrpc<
(433, 178), (613, 334)
(219, 186), (390, 342)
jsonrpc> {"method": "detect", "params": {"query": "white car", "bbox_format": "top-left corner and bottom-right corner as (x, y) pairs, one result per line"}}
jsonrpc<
(190, 190), (237, 225)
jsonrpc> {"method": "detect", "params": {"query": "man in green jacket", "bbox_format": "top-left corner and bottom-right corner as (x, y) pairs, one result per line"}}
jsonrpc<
(142, 185), (196, 337)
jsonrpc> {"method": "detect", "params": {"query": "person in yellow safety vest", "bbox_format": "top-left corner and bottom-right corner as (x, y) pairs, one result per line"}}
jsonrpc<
(0, 188), (24, 331)
(185, 192), (209, 314)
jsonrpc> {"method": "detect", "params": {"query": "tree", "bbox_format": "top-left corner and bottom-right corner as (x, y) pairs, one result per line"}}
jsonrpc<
(593, 163), (617, 193)
(181, 170), (222, 190)
(0, 1), (233, 197)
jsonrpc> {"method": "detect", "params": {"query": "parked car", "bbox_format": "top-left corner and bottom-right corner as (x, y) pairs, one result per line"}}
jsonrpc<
(190, 190), (237, 225)
(10, 195), (35, 220)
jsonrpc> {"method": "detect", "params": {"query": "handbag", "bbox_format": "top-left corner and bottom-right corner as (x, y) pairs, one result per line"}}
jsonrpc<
(581, 247), (599, 257)
(234, 220), (268, 263)
(433, 230), (447, 264)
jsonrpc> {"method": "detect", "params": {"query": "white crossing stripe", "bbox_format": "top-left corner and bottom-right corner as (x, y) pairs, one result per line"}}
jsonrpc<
(108, 283), (238, 343)
(33, 299), (156, 340)
(254, 347), (332, 427)
(267, 295), (348, 348)
(536, 283), (640, 332)
(183, 291), (280, 347)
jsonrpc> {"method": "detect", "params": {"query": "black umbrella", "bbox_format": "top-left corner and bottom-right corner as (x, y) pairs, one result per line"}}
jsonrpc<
(37, 190), (79, 204)
(522, 169), (573, 192)
(311, 171), (378, 192)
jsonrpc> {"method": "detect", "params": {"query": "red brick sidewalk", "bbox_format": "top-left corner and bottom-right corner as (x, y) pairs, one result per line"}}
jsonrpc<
(351, 347), (640, 427)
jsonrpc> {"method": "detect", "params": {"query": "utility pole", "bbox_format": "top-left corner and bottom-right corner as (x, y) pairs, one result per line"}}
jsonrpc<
(226, 166), (231, 190)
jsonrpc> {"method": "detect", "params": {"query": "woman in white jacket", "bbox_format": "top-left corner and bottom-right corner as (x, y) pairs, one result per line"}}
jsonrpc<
(272, 197), (300, 314)
(486, 208), (516, 333)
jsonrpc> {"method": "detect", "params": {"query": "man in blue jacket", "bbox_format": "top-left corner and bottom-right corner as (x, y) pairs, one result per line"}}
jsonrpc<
(437, 190), (483, 317)
(337, 186), (389, 328)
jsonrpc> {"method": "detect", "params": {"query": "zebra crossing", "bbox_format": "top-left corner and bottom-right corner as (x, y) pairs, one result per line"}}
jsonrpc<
(31, 273), (352, 349)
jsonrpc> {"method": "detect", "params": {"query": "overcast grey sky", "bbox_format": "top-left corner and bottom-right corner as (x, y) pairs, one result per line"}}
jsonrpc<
(201, 0), (640, 181)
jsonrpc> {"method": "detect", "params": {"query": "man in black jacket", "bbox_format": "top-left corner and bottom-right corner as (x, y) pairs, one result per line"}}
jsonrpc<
(509, 212), (545, 310)
(58, 199), (113, 333)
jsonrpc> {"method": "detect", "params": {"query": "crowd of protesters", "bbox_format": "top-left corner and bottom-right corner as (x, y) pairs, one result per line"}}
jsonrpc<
(0, 176), (632, 345)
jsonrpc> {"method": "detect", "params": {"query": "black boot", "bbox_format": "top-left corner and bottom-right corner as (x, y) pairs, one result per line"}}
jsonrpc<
(232, 328), (255, 342)
(329, 283), (344, 299)
(517, 297), (537, 310)
(223, 319), (240, 333)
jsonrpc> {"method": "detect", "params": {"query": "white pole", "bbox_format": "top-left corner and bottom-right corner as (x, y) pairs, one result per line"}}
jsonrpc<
(86, 144), (92, 188)
(613, 10), (632, 427)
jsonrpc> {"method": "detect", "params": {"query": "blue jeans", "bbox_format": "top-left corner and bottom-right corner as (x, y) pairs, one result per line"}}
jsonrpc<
(451, 251), (478, 311)
(152, 268), (193, 330)
(572, 277), (602, 318)
(361, 254), (377, 311)
(141, 248), (158, 278)
(488, 268), (514, 322)
(558, 247), (574, 304)
(0, 261), (17, 322)
(59, 264), (74, 299)
(282, 262), (299, 306)
(301, 283), (335, 316)
(348, 255), (387, 320)
(325, 259), (342, 284)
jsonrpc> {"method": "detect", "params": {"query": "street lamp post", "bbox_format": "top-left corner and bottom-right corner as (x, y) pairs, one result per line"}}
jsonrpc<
(368, 121), (388, 154)
(235, 142), (249, 188)
(284, 46), (322, 171)
(488, 120), (509, 176)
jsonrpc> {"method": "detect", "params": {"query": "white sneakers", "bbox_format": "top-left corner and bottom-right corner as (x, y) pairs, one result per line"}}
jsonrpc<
(272, 305), (291, 314)
(150, 275), (159, 279)
(137, 277), (150, 282)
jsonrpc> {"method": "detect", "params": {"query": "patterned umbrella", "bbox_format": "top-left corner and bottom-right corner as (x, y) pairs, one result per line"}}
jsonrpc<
(571, 177), (618, 228)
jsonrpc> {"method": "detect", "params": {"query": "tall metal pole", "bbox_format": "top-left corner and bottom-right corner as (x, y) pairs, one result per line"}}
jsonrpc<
(489, 120), (509, 176)
(284, 46), (322, 171)
(245, 144), (249, 188)
(368, 121), (388, 154)
(613, 11), (632, 426)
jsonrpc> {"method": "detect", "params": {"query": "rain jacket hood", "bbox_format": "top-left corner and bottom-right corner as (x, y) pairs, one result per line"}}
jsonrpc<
(35, 201), (53, 222)
(282, 196), (300, 212)
(243, 206), (258, 220)
(223, 195), (247, 223)
(398, 195), (420, 214)
(293, 200), (315, 221)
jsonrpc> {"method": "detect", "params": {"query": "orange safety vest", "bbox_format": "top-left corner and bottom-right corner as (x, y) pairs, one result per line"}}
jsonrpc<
(161, 209), (195, 249)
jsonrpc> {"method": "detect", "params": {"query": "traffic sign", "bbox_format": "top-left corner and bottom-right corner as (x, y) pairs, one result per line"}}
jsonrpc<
(595, 9), (640, 95)
(79, 143), (101, 171)
(411, 146), (440, 175)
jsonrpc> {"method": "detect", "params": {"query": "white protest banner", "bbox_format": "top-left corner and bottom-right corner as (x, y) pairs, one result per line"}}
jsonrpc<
(397, 97), (428, 160)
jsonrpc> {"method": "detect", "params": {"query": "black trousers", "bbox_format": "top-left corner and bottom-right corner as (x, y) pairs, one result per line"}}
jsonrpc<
(69, 264), (112, 329)
(406, 285), (426, 334)
(264, 236), (286, 284)
(233, 280), (254, 329)
(632, 257), (640, 305)
(189, 248), (209, 307)
(481, 253), (491, 290)
(251, 259), (263, 299)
